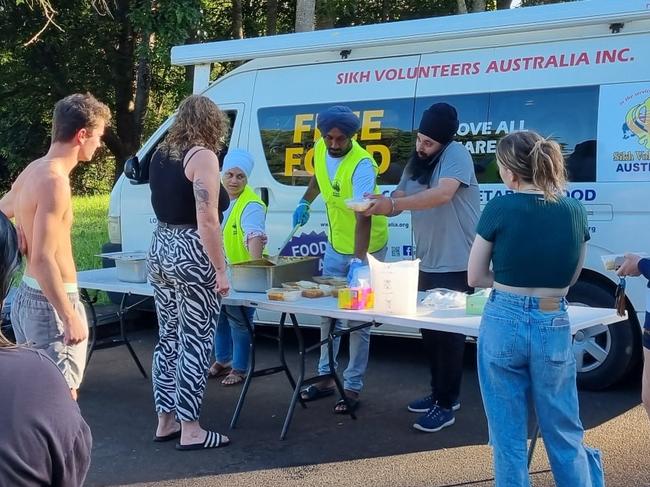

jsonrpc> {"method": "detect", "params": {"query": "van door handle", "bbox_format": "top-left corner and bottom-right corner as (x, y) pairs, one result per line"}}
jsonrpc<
(257, 187), (269, 206)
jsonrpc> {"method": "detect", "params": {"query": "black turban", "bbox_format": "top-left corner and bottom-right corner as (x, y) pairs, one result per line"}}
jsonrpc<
(317, 106), (361, 138)
(418, 103), (459, 144)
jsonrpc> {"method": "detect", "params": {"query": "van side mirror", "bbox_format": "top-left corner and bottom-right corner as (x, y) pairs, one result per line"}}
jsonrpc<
(124, 155), (150, 184)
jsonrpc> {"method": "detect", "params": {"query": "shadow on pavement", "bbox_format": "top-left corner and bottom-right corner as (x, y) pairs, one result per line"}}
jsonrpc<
(79, 320), (640, 486)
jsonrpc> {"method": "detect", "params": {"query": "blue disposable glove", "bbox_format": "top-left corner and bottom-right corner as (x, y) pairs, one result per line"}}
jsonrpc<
(292, 198), (311, 227)
(347, 258), (365, 286)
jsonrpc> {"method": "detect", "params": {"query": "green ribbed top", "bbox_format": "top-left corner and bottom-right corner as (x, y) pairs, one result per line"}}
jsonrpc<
(476, 193), (590, 288)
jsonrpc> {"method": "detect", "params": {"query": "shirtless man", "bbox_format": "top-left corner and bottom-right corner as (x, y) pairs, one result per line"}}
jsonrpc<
(0, 93), (111, 399)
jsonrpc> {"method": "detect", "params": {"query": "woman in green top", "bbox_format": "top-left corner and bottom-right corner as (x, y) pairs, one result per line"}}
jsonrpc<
(209, 149), (266, 386)
(468, 131), (604, 487)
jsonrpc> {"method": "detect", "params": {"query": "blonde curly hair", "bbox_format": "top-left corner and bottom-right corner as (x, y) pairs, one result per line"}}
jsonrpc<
(159, 95), (230, 159)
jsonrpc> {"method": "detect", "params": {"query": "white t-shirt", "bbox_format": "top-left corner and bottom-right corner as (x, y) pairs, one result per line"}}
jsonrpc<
(222, 198), (266, 247)
(326, 153), (376, 200)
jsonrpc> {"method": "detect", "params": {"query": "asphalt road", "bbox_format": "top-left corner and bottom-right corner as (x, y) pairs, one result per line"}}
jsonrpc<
(79, 321), (650, 487)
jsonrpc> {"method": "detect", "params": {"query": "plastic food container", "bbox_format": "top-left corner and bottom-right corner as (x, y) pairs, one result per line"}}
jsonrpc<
(466, 289), (491, 315)
(344, 198), (373, 212)
(266, 288), (301, 301)
(601, 253), (648, 271)
(338, 287), (374, 310)
(421, 288), (467, 310)
(231, 257), (319, 292)
(97, 251), (148, 283)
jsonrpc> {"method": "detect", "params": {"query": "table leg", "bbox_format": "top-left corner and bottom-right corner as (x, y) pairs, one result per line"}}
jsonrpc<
(327, 317), (357, 421)
(81, 289), (99, 368)
(230, 305), (256, 429)
(281, 312), (308, 440)
(278, 312), (306, 409)
(119, 293), (148, 379)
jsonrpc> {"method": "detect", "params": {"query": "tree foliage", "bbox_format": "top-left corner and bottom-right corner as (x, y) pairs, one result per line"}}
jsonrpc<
(1, 0), (567, 194)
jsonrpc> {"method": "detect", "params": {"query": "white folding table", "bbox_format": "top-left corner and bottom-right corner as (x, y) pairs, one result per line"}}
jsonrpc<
(77, 268), (153, 379)
(223, 290), (624, 444)
(77, 268), (624, 450)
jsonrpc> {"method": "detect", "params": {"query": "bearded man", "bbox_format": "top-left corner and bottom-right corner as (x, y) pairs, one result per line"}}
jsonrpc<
(365, 102), (480, 433)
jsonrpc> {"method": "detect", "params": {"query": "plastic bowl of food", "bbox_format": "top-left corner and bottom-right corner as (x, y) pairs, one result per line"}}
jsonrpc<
(601, 254), (624, 271)
(266, 288), (301, 301)
(601, 252), (648, 271)
(345, 198), (373, 212)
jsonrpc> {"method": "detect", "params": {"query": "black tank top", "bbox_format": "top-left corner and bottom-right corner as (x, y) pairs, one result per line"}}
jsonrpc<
(149, 148), (230, 225)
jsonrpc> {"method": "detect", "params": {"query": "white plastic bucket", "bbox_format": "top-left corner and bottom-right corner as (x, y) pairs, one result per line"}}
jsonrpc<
(368, 254), (420, 315)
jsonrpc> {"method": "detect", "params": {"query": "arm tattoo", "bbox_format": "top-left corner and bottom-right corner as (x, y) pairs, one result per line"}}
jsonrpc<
(193, 178), (212, 213)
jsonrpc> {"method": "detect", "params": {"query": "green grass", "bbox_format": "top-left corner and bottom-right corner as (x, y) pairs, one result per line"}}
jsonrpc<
(12, 194), (111, 302)
(71, 194), (110, 271)
(72, 195), (110, 303)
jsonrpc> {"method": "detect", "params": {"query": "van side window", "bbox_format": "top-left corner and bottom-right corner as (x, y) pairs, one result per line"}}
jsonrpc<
(417, 86), (598, 184)
(128, 109), (238, 183)
(257, 100), (415, 186)
(490, 87), (598, 183)
(217, 110), (238, 166)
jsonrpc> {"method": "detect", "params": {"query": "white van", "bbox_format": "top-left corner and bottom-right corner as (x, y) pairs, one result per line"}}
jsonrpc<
(107, 0), (650, 389)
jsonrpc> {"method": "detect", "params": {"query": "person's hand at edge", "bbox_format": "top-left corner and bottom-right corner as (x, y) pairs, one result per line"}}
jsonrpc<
(617, 253), (643, 277)
(347, 257), (364, 286)
(362, 194), (392, 217)
(215, 268), (230, 296)
(292, 199), (311, 227)
(64, 313), (88, 346)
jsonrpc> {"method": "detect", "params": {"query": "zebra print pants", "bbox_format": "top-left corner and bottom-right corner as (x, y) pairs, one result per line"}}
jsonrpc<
(147, 225), (219, 422)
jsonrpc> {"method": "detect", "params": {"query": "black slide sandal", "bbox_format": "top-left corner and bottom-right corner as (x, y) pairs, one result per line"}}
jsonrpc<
(175, 431), (230, 451)
(334, 397), (360, 415)
(153, 430), (181, 442)
(300, 384), (336, 402)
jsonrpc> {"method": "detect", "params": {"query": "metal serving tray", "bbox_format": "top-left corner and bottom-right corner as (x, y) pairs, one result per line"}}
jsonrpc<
(230, 256), (320, 293)
(96, 251), (148, 283)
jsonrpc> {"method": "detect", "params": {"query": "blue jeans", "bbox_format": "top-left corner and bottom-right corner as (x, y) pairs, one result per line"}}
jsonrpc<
(214, 305), (254, 372)
(317, 243), (386, 393)
(478, 289), (605, 487)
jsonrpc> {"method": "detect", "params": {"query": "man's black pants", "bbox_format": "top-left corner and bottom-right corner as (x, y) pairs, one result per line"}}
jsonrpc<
(419, 270), (473, 410)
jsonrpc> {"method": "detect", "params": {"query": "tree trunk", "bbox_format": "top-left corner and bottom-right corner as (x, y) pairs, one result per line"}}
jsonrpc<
(381, 0), (390, 22)
(295, 0), (316, 32)
(457, 0), (468, 14)
(497, 0), (513, 9)
(266, 0), (278, 35)
(133, 31), (153, 147)
(316, 0), (335, 30)
(232, 0), (243, 39)
(108, 0), (136, 182)
(472, 0), (487, 12)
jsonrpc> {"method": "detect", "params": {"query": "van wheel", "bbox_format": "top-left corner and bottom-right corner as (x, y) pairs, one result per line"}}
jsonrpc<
(568, 279), (638, 390)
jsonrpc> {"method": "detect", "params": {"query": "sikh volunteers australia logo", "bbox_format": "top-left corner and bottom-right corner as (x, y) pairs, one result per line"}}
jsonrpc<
(622, 96), (649, 150)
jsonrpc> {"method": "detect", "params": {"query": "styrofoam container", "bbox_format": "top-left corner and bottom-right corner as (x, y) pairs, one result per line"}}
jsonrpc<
(601, 252), (648, 271)
(344, 198), (373, 212)
(97, 251), (148, 283)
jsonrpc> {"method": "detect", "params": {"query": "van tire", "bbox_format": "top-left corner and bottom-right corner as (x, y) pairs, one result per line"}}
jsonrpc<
(567, 279), (637, 390)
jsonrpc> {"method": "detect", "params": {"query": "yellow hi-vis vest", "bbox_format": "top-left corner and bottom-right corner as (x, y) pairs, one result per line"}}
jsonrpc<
(313, 138), (388, 255)
(223, 185), (267, 264)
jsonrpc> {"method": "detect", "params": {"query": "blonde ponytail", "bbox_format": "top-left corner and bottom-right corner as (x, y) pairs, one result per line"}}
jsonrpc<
(529, 138), (567, 201)
(496, 131), (567, 202)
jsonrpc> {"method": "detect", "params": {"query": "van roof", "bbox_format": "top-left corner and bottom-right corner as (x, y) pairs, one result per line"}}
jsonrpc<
(172, 0), (649, 68)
